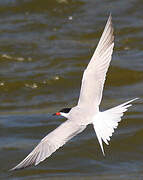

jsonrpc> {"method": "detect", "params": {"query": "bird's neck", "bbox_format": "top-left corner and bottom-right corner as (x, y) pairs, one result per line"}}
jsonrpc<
(60, 112), (69, 118)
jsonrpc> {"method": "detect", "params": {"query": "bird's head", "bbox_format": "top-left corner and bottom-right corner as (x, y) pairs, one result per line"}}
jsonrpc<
(53, 108), (71, 118)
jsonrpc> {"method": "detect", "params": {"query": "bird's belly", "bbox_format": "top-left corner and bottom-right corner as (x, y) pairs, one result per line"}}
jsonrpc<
(69, 107), (98, 125)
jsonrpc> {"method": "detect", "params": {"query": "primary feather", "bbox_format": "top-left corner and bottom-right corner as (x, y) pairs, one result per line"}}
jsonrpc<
(10, 121), (86, 170)
(78, 15), (114, 108)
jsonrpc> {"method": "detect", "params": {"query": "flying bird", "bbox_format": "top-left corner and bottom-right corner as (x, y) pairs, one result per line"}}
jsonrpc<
(10, 15), (138, 171)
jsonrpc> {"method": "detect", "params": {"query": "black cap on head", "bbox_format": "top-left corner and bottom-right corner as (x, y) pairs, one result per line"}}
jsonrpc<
(60, 108), (71, 113)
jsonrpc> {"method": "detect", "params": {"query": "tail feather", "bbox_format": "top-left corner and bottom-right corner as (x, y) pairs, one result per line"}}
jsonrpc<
(93, 98), (138, 156)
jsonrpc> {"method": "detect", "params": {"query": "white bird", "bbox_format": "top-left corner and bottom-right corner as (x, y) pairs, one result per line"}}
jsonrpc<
(10, 15), (138, 171)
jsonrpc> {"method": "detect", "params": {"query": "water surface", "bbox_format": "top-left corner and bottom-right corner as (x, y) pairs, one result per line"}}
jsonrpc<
(0, 0), (143, 179)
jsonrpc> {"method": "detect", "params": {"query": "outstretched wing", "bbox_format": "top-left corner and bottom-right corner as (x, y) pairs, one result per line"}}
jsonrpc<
(10, 120), (86, 170)
(78, 15), (114, 108)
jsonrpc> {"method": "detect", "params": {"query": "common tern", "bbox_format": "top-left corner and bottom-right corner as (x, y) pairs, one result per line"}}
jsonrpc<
(11, 15), (138, 171)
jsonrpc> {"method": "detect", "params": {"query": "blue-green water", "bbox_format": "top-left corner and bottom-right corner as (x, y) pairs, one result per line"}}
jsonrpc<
(0, 0), (143, 179)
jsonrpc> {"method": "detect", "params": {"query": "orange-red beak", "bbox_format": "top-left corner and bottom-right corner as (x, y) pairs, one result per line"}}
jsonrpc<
(53, 112), (61, 116)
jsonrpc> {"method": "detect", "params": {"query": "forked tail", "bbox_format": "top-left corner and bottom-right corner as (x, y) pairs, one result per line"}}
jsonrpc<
(92, 98), (138, 155)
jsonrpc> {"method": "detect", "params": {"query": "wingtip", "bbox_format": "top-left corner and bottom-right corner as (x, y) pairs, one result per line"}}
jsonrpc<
(9, 166), (18, 171)
(9, 167), (15, 172)
(109, 12), (112, 17)
(129, 97), (139, 103)
(109, 13), (112, 19)
(107, 13), (112, 23)
(9, 165), (27, 171)
(134, 97), (139, 101)
(9, 162), (29, 171)
(106, 13), (114, 39)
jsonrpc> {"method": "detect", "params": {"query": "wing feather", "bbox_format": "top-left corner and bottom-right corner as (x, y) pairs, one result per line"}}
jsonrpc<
(10, 120), (86, 170)
(78, 15), (114, 108)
